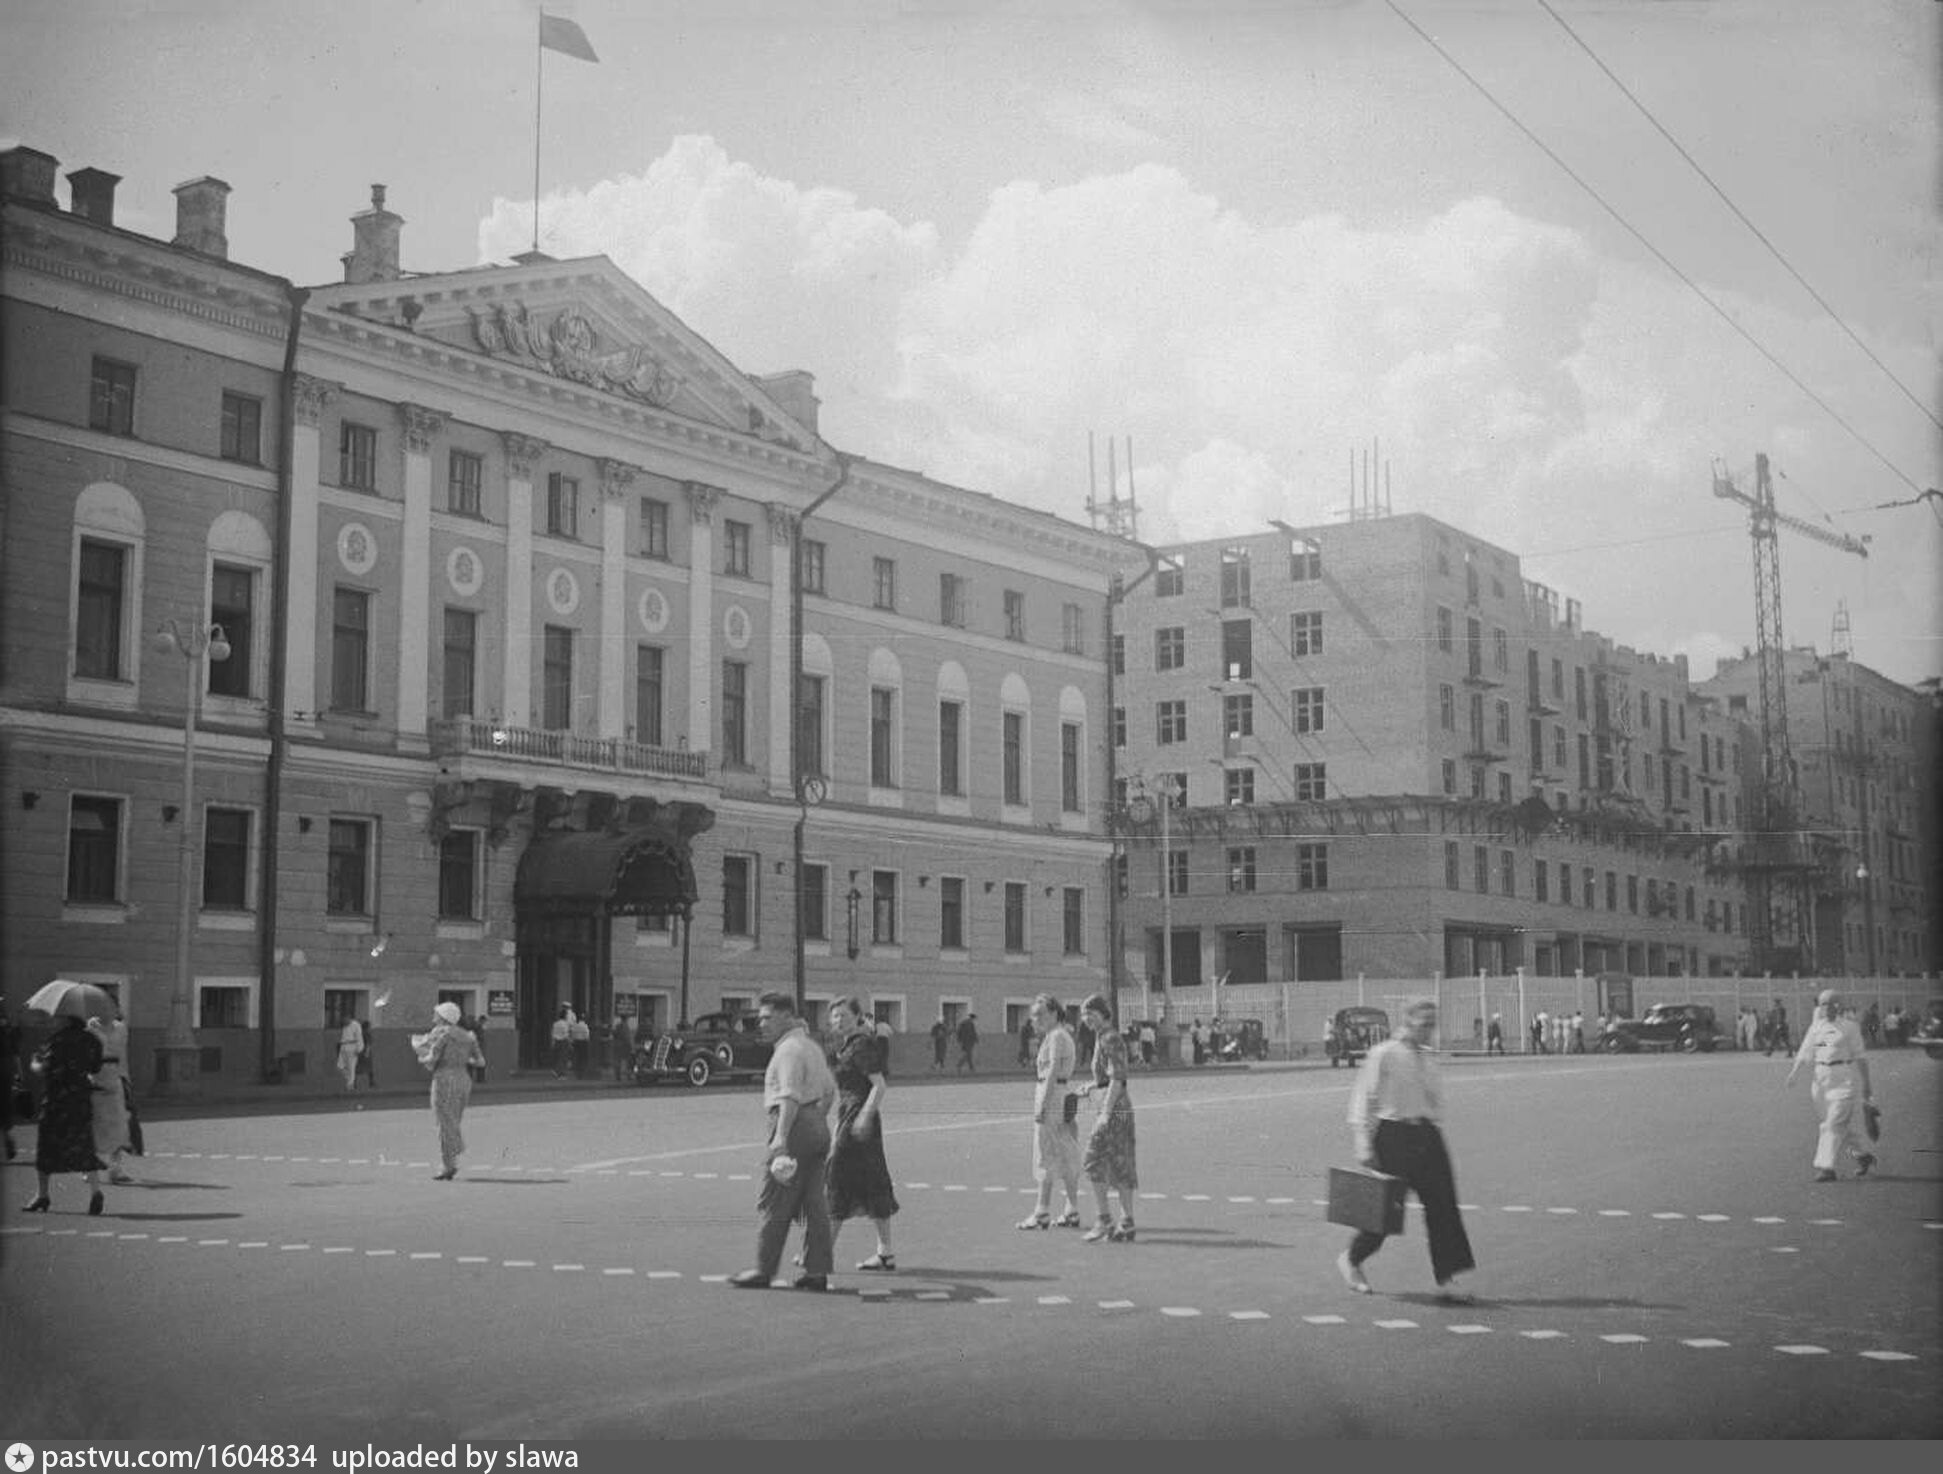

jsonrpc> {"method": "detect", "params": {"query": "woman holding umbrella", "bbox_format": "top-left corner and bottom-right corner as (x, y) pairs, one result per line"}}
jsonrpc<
(22, 980), (112, 1214)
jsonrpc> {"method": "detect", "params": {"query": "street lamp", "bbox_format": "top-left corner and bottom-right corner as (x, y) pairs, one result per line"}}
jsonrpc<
(1127, 772), (1180, 1021)
(152, 618), (229, 1085)
(845, 884), (862, 961)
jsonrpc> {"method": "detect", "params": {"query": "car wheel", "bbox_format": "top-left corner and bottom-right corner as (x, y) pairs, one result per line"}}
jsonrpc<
(713, 1043), (735, 1068)
(1680, 1034), (1699, 1053)
(1601, 1035), (1622, 1054)
(686, 1054), (714, 1087)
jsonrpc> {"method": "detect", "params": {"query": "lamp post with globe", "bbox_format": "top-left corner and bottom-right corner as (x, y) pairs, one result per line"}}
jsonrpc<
(153, 618), (229, 1088)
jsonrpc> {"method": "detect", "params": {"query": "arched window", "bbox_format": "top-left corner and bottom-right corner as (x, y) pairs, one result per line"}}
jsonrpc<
(69, 482), (146, 708)
(205, 510), (273, 705)
(999, 672), (1032, 816)
(1058, 684), (1089, 825)
(936, 660), (971, 813)
(866, 647), (903, 801)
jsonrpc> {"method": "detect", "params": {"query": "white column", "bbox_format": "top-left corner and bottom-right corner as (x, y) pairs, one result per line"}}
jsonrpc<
(685, 482), (719, 752)
(396, 404), (445, 751)
(765, 502), (796, 792)
(283, 375), (336, 735)
(597, 460), (636, 742)
(501, 434), (547, 727)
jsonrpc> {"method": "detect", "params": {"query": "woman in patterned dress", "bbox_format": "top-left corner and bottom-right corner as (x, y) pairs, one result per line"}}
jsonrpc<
(1017, 993), (1083, 1230)
(824, 996), (899, 1271)
(415, 1002), (485, 1180)
(24, 1015), (106, 1215)
(1075, 993), (1137, 1242)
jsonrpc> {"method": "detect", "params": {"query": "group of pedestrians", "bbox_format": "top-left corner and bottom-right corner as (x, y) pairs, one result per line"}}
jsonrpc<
(1015, 992), (1138, 1242)
(21, 1001), (142, 1215)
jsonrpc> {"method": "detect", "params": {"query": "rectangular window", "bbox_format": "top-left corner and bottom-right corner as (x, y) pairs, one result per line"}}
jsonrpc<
(202, 806), (251, 910)
(801, 863), (828, 942)
(442, 608), (477, 719)
(939, 572), (965, 627)
(1444, 841), (1461, 890)
(1227, 847), (1257, 893)
(1558, 862), (1572, 906)
(66, 795), (122, 903)
(1436, 607), (1453, 653)
(339, 421), (376, 490)
(723, 519), (751, 577)
(1473, 844), (1489, 893)
(1469, 693), (1486, 750)
(1062, 887), (1085, 957)
(220, 391), (262, 464)
(1582, 866), (1595, 909)
(1439, 683), (1456, 731)
(1441, 757), (1457, 794)
(1493, 627), (1509, 673)
(326, 818), (372, 916)
(1466, 617), (1484, 679)
(1224, 693), (1254, 738)
(938, 700), (963, 795)
(641, 497), (670, 558)
(74, 538), (127, 681)
(331, 587), (371, 711)
(1494, 699), (1511, 747)
(1220, 619), (1252, 680)
(1003, 881), (1027, 952)
(1574, 667), (1588, 721)
(1168, 850), (1189, 897)
(1220, 545), (1251, 607)
(89, 357), (137, 436)
(1224, 767), (1254, 806)
(1290, 610), (1322, 656)
(1111, 706), (1127, 749)
(1553, 724), (1567, 770)
(1498, 771), (1512, 803)
(1003, 589), (1025, 641)
(1062, 602), (1084, 654)
(871, 686), (897, 787)
(546, 473), (579, 537)
(872, 870), (899, 945)
(1289, 537), (1321, 581)
(1627, 874), (1639, 913)
(543, 625), (574, 730)
(1292, 687), (1325, 733)
(722, 855), (753, 937)
(1499, 849), (1515, 896)
(796, 673), (824, 778)
(722, 660), (748, 766)
(939, 877), (965, 950)
(1552, 658), (1565, 699)
(437, 830), (479, 920)
(872, 557), (897, 611)
(1155, 699), (1187, 745)
(200, 988), (247, 1030)
(1534, 858), (1549, 902)
(1297, 843), (1329, 892)
(1294, 762), (1326, 801)
(635, 645), (665, 747)
(1155, 554), (1184, 597)
(447, 449), (482, 515)
(1607, 871), (1619, 910)
(1162, 772), (1188, 808)
(1060, 722), (1081, 813)
(1577, 732), (1590, 788)
(1002, 710), (1025, 804)
(1156, 627), (1185, 671)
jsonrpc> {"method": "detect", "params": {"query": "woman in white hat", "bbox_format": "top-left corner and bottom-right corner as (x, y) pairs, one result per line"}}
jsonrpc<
(415, 1001), (486, 1180)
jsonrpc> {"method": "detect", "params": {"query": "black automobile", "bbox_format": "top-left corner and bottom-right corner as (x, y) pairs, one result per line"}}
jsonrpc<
(1600, 1003), (1720, 1054)
(632, 1010), (772, 1087)
(1325, 1007), (1390, 1067)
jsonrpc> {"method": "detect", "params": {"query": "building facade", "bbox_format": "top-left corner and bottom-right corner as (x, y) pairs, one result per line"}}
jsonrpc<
(1108, 513), (1754, 1007)
(1, 148), (1126, 1087)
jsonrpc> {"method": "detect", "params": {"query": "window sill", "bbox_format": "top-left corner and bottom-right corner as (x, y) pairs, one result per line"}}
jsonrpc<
(66, 677), (139, 711)
(722, 936), (756, 953)
(804, 939), (831, 957)
(867, 786), (904, 809)
(324, 917), (376, 934)
(436, 920), (487, 941)
(1000, 804), (1034, 826)
(62, 903), (129, 925)
(934, 794), (971, 819)
(938, 948), (969, 963)
(870, 945), (905, 961)
(1003, 951), (1032, 964)
(199, 911), (256, 932)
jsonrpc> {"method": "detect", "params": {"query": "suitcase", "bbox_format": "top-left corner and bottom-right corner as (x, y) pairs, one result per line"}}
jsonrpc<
(1326, 1165), (1407, 1236)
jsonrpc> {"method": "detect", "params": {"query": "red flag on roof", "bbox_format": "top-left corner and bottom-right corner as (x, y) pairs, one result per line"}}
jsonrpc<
(539, 11), (599, 63)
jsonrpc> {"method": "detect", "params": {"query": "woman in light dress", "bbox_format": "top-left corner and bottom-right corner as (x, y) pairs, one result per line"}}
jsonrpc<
(1017, 993), (1083, 1231)
(87, 1005), (136, 1183)
(336, 1013), (363, 1090)
(414, 1002), (485, 1180)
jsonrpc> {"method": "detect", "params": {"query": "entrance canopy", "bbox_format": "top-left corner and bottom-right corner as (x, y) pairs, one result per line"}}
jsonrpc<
(514, 802), (714, 918)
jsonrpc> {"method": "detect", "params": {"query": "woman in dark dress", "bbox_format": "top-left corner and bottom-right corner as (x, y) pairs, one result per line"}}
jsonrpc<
(824, 996), (899, 1272)
(1076, 993), (1138, 1243)
(25, 1015), (106, 1215)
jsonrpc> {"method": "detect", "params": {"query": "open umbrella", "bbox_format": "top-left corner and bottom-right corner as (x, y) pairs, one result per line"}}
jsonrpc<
(24, 979), (117, 1022)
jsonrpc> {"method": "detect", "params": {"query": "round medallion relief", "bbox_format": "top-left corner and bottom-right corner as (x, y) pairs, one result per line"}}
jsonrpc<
(638, 587), (670, 634)
(722, 604), (752, 650)
(546, 567), (580, 615)
(446, 546), (484, 596)
(337, 521), (378, 575)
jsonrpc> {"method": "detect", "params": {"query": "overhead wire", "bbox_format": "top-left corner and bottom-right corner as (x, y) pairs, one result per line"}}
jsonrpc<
(1382, 0), (1926, 497)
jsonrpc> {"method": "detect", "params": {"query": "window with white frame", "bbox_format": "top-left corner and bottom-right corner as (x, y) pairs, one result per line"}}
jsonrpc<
(331, 587), (371, 711)
(1297, 843), (1329, 891)
(1156, 699), (1187, 745)
(1167, 849), (1189, 896)
(1002, 710), (1026, 804)
(641, 497), (670, 559)
(1062, 887), (1085, 956)
(90, 357), (137, 436)
(443, 608), (478, 720)
(546, 472), (579, 537)
(1061, 602), (1084, 654)
(938, 698), (964, 796)
(940, 572), (966, 628)
(438, 829), (481, 921)
(1003, 882), (1027, 952)
(1294, 762), (1326, 801)
(74, 537), (130, 681)
(872, 556), (897, 611)
(202, 806), (253, 911)
(326, 817), (375, 916)
(722, 854), (755, 938)
(1227, 847), (1256, 893)
(339, 421), (377, 490)
(1155, 554), (1184, 596)
(872, 870), (899, 945)
(1221, 619), (1252, 680)
(1290, 610), (1322, 656)
(1003, 590), (1026, 642)
(544, 626), (575, 731)
(220, 391), (262, 465)
(939, 876), (965, 950)
(1224, 692), (1253, 738)
(206, 562), (255, 700)
(67, 795), (123, 904)
(1220, 546), (1251, 607)
(635, 644), (665, 747)
(723, 519), (752, 577)
(1060, 721), (1082, 813)
(871, 686), (898, 788)
(1292, 686), (1325, 733)
(1225, 767), (1254, 805)
(1155, 627), (1185, 671)
(447, 448), (482, 516)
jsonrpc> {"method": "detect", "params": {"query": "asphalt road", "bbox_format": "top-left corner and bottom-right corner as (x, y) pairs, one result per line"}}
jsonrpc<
(4, 1049), (1938, 1441)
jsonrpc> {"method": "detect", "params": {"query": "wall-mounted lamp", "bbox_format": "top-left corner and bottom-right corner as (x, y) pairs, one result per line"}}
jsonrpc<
(20, 791), (37, 810)
(983, 880), (996, 894)
(370, 932), (392, 959)
(917, 875), (930, 888)
(845, 886), (862, 961)
(297, 816), (313, 834)
(849, 869), (860, 884)
(1044, 885), (1056, 897)
(162, 804), (180, 823)
(774, 859), (787, 874)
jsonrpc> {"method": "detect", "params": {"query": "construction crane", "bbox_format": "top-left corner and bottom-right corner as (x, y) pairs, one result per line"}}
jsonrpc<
(1711, 452), (1869, 972)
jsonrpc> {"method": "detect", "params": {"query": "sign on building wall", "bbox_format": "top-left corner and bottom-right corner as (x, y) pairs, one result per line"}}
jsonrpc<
(487, 988), (516, 1017)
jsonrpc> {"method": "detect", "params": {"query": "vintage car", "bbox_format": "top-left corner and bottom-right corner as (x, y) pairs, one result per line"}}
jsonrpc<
(1325, 1007), (1390, 1067)
(632, 1010), (772, 1087)
(1600, 1002), (1721, 1054)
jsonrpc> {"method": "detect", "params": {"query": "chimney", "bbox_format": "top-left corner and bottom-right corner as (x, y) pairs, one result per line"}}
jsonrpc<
(67, 167), (122, 226)
(342, 183), (403, 284)
(0, 146), (60, 209)
(755, 370), (819, 434)
(172, 176), (232, 259)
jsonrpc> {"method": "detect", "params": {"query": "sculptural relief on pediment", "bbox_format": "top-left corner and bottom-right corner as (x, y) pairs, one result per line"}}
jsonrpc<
(467, 300), (681, 408)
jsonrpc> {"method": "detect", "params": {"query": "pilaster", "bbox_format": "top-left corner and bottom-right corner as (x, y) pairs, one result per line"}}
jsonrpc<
(598, 459), (637, 742)
(284, 374), (338, 732)
(765, 502), (798, 792)
(501, 433), (548, 726)
(684, 481), (720, 752)
(396, 403), (447, 748)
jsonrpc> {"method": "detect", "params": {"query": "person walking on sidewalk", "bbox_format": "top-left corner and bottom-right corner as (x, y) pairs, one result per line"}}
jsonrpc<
(414, 1002), (485, 1180)
(1075, 994), (1139, 1242)
(930, 1018), (949, 1072)
(337, 1013), (364, 1091)
(1338, 999), (1476, 1302)
(1017, 994), (1083, 1231)
(955, 1013), (979, 1074)
(729, 992), (838, 1291)
(824, 996), (899, 1273)
(1784, 988), (1876, 1182)
(1485, 1014), (1505, 1056)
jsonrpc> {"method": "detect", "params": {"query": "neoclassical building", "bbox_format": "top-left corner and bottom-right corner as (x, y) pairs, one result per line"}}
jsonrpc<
(1, 148), (1126, 1085)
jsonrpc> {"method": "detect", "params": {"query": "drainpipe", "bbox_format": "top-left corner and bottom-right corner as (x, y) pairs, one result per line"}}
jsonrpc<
(1104, 548), (1160, 1022)
(258, 283), (309, 1082)
(792, 451), (853, 1012)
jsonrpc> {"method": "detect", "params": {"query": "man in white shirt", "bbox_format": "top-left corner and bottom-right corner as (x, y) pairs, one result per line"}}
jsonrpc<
(1339, 999), (1477, 1303)
(731, 992), (838, 1291)
(1784, 988), (1876, 1182)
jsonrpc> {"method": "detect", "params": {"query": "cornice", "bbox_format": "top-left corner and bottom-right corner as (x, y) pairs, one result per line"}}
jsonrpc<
(2, 409), (279, 495)
(845, 464), (1130, 575)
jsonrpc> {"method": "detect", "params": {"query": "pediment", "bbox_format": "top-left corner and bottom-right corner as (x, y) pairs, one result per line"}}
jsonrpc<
(307, 259), (814, 452)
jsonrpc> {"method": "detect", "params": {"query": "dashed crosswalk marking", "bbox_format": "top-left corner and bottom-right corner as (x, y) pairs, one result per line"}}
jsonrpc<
(1652, 1212), (1685, 1221)
(409, 1252), (442, 1260)
(1601, 1334), (1649, 1344)
(1303, 1315), (1347, 1325)
(456, 1256), (490, 1264)
(1807, 1219), (1843, 1227)
(1374, 1319), (1418, 1330)
(1771, 1246), (1800, 1254)
(1696, 1214), (1730, 1223)
(1230, 1311), (1271, 1321)
(1598, 1210), (1630, 1217)
(1860, 1351), (1917, 1362)
(1100, 1300), (1136, 1309)
(1160, 1307), (1202, 1318)
(365, 1249), (395, 1257)
(1546, 1207), (1577, 1215)
(1776, 1345), (1829, 1356)
(1522, 1330), (1566, 1340)
(1037, 1295), (1071, 1305)
(1502, 1205), (1533, 1213)
(1448, 1325), (1492, 1335)
(602, 1267), (634, 1276)
(1682, 1339), (1731, 1349)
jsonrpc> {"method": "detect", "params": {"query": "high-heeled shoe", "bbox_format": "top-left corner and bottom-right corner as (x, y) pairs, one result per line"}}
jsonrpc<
(23, 1196), (50, 1213)
(433, 1169), (457, 1181)
(855, 1252), (896, 1272)
(1053, 1210), (1082, 1228)
(87, 1190), (104, 1217)
(1082, 1219), (1115, 1243)
(1109, 1219), (1136, 1243)
(1015, 1212), (1051, 1231)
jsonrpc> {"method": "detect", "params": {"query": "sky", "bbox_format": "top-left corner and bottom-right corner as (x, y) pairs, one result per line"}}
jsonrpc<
(6, 0), (1939, 686)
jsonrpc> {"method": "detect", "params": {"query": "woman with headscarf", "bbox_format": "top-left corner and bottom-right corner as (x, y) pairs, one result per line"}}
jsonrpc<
(1075, 993), (1138, 1242)
(414, 1002), (485, 1180)
(24, 1014), (106, 1214)
(823, 996), (899, 1271)
(1017, 993), (1083, 1231)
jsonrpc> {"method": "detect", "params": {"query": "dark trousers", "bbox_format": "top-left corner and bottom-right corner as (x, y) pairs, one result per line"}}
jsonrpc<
(1348, 1119), (1476, 1285)
(756, 1105), (832, 1278)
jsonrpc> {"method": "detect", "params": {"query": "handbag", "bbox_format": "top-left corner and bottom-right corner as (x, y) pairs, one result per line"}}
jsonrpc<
(1864, 1102), (1882, 1143)
(1326, 1165), (1407, 1237)
(1062, 1092), (1080, 1124)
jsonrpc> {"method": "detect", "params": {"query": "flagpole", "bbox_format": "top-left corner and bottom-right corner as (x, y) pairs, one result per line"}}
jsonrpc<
(532, 14), (544, 255)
